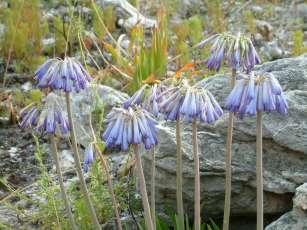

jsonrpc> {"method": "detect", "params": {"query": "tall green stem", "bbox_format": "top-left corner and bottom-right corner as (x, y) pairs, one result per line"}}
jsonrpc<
(256, 112), (263, 230)
(50, 135), (78, 230)
(192, 119), (200, 230)
(65, 93), (101, 230)
(223, 69), (236, 230)
(133, 145), (154, 230)
(150, 146), (156, 229)
(176, 117), (184, 229)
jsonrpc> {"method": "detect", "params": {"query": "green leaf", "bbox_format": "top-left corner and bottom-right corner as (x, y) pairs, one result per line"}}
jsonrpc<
(29, 89), (42, 103)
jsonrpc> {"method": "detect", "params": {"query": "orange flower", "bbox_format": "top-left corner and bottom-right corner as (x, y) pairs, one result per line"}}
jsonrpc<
(175, 63), (195, 78)
(142, 74), (161, 84)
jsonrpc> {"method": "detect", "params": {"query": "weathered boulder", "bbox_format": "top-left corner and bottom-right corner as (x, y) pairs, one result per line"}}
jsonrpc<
(70, 84), (128, 147)
(265, 183), (307, 230)
(142, 55), (307, 221)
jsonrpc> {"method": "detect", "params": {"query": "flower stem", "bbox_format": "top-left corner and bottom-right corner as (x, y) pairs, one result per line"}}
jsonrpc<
(50, 135), (78, 230)
(89, 114), (122, 230)
(176, 117), (184, 229)
(133, 145), (154, 230)
(150, 146), (156, 229)
(65, 92), (101, 230)
(256, 112), (263, 230)
(95, 145), (122, 230)
(192, 119), (200, 230)
(223, 69), (236, 230)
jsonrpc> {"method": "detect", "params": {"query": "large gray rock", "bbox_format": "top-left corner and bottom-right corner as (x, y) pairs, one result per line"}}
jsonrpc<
(142, 55), (307, 220)
(265, 183), (307, 230)
(70, 84), (128, 147)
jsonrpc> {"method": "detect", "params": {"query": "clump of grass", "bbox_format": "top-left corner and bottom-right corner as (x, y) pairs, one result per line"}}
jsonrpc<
(292, 30), (307, 56)
(244, 10), (256, 33)
(131, 7), (168, 91)
(172, 20), (190, 66)
(188, 16), (203, 46)
(92, 5), (116, 41)
(0, 0), (48, 86)
(205, 0), (225, 33)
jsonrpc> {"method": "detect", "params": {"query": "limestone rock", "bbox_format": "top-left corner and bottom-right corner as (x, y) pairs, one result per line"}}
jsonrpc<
(70, 84), (128, 147)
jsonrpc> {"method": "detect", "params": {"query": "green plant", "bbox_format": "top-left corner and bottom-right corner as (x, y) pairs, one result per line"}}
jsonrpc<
(92, 5), (116, 41)
(292, 30), (307, 56)
(0, 0), (48, 84)
(188, 16), (203, 46)
(137, 209), (221, 230)
(244, 10), (256, 33)
(172, 20), (190, 66)
(131, 8), (168, 91)
(32, 134), (68, 229)
(72, 161), (114, 228)
(205, 0), (225, 33)
(54, 16), (67, 54)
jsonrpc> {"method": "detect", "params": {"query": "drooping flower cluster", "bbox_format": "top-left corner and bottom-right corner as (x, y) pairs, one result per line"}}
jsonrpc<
(102, 106), (158, 151)
(19, 104), (40, 130)
(159, 80), (223, 123)
(83, 144), (95, 173)
(19, 93), (69, 135)
(144, 84), (165, 117)
(201, 33), (261, 72)
(225, 72), (288, 118)
(123, 84), (147, 109)
(35, 57), (92, 92)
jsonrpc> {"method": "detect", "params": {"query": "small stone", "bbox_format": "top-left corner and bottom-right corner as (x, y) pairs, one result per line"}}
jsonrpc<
(253, 33), (264, 46)
(42, 38), (55, 47)
(293, 183), (307, 211)
(57, 150), (74, 171)
(265, 183), (307, 230)
(256, 20), (273, 41)
(121, 39), (130, 50)
(261, 41), (284, 61)
(250, 5), (264, 15)
(297, 3), (307, 23)
(21, 82), (33, 92)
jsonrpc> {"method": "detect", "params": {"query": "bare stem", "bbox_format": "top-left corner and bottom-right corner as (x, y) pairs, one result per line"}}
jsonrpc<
(150, 146), (156, 229)
(133, 145), (154, 230)
(256, 112), (263, 230)
(176, 117), (184, 228)
(96, 148), (123, 230)
(192, 119), (200, 230)
(50, 135), (78, 230)
(223, 69), (236, 230)
(65, 93), (101, 230)
(89, 114), (122, 230)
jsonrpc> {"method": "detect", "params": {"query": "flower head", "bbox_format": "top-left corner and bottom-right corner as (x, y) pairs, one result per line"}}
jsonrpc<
(144, 84), (164, 117)
(103, 106), (158, 151)
(225, 72), (288, 118)
(201, 33), (260, 72)
(84, 144), (95, 173)
(19, 104), (40, 130)
(159, 80), (223, 123)
(34, 57), (91, 93)
(123, 84), (147, 109)
(20, 93), (70, 135)
(36, 93), (70, 135)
